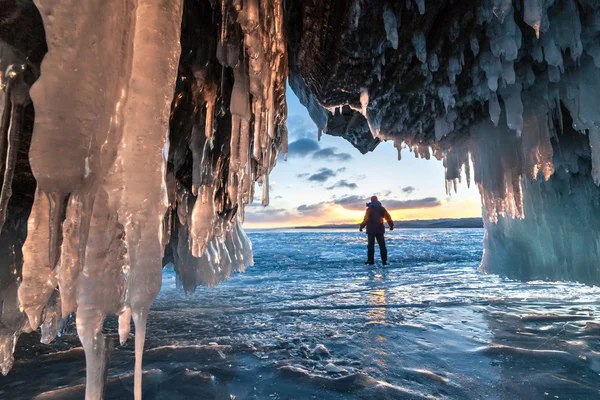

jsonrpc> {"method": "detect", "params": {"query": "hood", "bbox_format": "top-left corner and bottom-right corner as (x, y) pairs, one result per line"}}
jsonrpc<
(367, 200), (382, 208)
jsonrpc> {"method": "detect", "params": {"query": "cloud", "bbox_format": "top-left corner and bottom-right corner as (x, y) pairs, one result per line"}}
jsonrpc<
(286, 114), (318, 140)
(375, 190), (392, 197)
(332, 195), (441, 211)
(401, 186), (415, 195)
(297, 173), (309, 178)
(244, 207), (293, 223)
(297, 203), (325, 215)
(287, 138), (320, 157)
(327, 180), (358, 190)
(308, 168), (337, 182)
(312, 147), (352, 162)
(332, 195), (365, 209)
(384, 198), (441, 210)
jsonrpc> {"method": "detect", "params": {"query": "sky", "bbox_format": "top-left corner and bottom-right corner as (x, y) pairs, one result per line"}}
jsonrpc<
(243, 86), (482, 228)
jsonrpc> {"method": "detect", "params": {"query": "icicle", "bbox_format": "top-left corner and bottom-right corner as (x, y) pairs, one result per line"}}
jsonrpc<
(435, 117), (454, 140)
(500, 82), (524, 136)
(110, 2), (184, 399)
(40, 290), (61, 344)
(18, 188), (57, 330)
(447, 57), (462, 84)
(56, 193), (94, 318)
(492, 0), (512, 23)
(412, 33), (427, 63)
(119, 306), (132, 345)
(489, 90), (501, 126)
(437, 86), (455, 113)
(487, 8), (521, 62)
(0, 65), (27, 232)
(276, 118), (287, 156)
(0, 281), (24, 375)
(523, 0), (543, 38)
(190, 186), (216, 257)
(204, 82), (217, 142)
(189, 125), (205, 196)
(449, 20), (460, 43)
(240, 120), (251, 168)
(429, 53), (439, 72)
(470, 37), (480, 57)
(230, 116), (242, 173)
(590, 127), (600, 185)
(415, 0), (425, 15)
(383, 6), (399, 50)
(479, 51), (502, 92)
(252, 100), (263, 160)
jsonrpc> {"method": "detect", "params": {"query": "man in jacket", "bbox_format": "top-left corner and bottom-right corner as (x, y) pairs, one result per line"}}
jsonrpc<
(360, 196), (394, 265)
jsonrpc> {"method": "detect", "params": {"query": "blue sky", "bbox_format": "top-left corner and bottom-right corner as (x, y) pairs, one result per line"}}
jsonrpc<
(244, 86), (482, 228)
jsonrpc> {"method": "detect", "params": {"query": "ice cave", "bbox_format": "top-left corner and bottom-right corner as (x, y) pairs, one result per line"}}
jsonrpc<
(1, 0), (600, 398)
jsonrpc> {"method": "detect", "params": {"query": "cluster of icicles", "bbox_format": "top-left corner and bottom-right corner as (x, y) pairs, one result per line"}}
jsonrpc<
(0, 0), (287, 399)
(330, 0), (600, 224)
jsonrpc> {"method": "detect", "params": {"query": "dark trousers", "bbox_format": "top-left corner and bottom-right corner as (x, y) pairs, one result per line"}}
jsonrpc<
(367, 234), (387, 263)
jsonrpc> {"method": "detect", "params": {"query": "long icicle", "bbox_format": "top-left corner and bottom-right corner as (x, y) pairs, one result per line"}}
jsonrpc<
(0, 64), (27, 232)
(0, 99), (23, 233)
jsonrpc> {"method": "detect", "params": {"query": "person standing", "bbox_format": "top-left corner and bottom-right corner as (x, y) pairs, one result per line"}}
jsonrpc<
(360, 196), (394, 265)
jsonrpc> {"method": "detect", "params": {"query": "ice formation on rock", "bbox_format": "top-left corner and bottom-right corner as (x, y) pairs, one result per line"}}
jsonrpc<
(0, 0), (285, 397)
(2, 0), (600, 398)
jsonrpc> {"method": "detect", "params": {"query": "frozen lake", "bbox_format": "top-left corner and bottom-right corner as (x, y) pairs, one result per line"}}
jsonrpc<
(3, 229), (600, 399)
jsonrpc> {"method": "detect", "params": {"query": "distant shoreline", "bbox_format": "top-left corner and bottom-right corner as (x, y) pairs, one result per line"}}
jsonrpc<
(292, 217), (483, 229)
